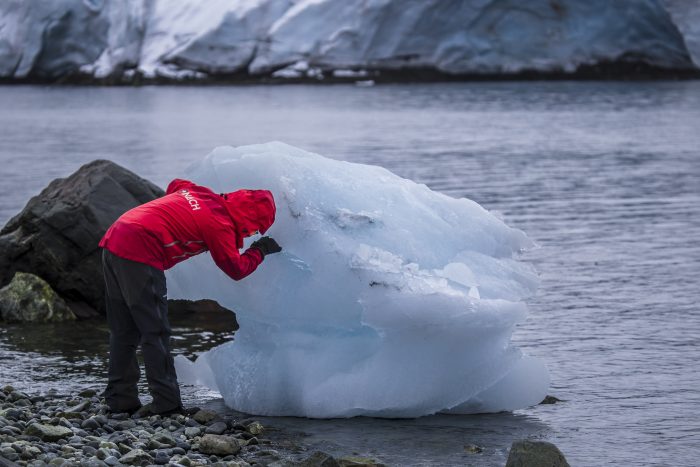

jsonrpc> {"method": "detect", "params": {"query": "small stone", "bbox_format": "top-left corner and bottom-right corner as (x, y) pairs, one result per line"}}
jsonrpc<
(64, 400), (91, 414)
(9, 390), (30, 401)
(297, 451), (339, 467)
(198, 434), (244, 456)
(116, 420), (136, 430)
(23, 423), (73, 442)
(118, 448), (154, 465)
(117, 443), (132, 455)
(153, 449), (170, 465)
(2, 408), (24, 420)
(96, 447), (111, 460)
(104, 455), (119, 466)
(108, 432), (137, 445)
(48, 457), (67, 466)
(540, 395), (563, 405)
(82, 418), (101, 430)
(184, 427), (200, 438)
(2, 452), (19, 462)
(205, 422), (227, 435)
(246, 421), (264, 436)
(83, 457), (108, 467)
(108, 412), (128, 421)
(192, 410), (218, 424)
(78, 389), (97, 398)
(505, 440), (570, 467)
(184, 418), (200, 427)
(148, 439), (170, 450)
(83, 445), (98, 456)
(464, 444), (483, 454)
(171, 447), (186, 456)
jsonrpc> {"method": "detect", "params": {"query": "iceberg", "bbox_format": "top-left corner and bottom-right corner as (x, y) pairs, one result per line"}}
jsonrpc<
(169, 142), (548, 418)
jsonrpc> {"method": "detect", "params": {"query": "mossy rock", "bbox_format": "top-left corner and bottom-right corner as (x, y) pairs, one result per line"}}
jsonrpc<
(506, 440), (570, 467)
(0, 272), (76, 323)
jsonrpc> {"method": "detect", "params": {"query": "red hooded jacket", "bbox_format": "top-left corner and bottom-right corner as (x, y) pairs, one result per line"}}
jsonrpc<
(99, 179), (276, 281)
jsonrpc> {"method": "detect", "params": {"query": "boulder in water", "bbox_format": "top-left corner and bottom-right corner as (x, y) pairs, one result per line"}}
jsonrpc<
(505, 440), (570, 467)
(0, 160), (164, 317)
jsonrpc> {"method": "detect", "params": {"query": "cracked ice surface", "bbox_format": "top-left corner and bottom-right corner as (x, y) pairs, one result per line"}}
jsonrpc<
(170, 142), (548, 418)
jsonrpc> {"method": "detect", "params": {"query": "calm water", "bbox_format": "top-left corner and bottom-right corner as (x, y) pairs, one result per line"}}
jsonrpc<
(1, 82), (699, 466)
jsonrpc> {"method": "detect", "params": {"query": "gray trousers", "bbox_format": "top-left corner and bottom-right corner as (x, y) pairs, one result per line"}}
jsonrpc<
(102, 249), (181, 413)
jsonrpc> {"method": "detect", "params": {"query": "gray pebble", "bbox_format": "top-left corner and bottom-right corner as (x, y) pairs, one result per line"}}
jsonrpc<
(205, 422), (227, 435)
(82, 418), (100, 431)
(82, 445), (98, 456)
(95, 448), (112, 460)
(108, 413), (128, 421)
(103, 455), (119, 466)
(184, 418), (200, 428)
(184, 427), (200, 438)
(154, 449), (170, 465)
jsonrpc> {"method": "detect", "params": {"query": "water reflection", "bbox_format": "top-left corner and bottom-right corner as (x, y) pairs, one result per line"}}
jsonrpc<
(0, 308), (237, 394)
(203, 397), (550, 467)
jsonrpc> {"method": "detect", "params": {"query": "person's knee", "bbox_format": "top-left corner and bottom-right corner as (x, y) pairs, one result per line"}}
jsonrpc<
(110, 332), (140, 347)
(140, 331), (170, 349)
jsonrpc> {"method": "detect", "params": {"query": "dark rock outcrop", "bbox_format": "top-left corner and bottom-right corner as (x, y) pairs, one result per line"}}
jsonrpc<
(0, 272), (75, 323)
(0, 160), (163, 317)
(167, 299), (239, 330)
(505, 440), (570, 467)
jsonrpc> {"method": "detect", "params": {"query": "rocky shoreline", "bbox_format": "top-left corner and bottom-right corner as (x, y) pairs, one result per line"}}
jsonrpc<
(0, 385), (380, 467)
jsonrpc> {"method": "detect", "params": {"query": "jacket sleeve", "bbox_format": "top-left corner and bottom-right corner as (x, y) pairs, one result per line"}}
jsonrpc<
(203, 226), (264, 281)
(166, 179), (196, 195)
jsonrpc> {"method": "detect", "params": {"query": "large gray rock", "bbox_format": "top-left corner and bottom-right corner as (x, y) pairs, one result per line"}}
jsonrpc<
(198, 434), (244, 456)
(505, 440), (570, 467)
(0, 271), (76, 322)
(23, 423), (73, 442)
(0, 160), (163, 317)
(118, 448), (153, 465)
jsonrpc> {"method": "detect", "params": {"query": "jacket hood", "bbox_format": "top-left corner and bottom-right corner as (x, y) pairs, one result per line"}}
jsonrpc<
(222, 189), (276, 249)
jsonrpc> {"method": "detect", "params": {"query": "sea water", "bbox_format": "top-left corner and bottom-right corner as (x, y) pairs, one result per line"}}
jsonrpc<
(0, 82), (698, 466)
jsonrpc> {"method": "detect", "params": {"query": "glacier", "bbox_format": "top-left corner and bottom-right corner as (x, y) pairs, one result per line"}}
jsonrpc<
(0, 0), (696, 82)
(168, 142), (548, 418)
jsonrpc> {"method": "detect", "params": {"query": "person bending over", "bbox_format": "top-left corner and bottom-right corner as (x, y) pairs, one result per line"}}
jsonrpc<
(99, 178), (282, 415)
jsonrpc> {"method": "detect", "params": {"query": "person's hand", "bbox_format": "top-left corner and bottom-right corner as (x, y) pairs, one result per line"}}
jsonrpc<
(251, 236), (282, 257)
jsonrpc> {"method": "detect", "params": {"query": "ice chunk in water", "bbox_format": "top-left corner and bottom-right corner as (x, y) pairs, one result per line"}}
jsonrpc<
(170, 142), (548, 417)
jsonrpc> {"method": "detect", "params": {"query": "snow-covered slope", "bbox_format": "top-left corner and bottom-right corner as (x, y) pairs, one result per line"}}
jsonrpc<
(170, 142), (548, 418)
(0, 0), (696, 80)
(0, 0), (700, 79)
